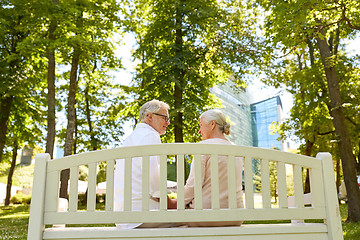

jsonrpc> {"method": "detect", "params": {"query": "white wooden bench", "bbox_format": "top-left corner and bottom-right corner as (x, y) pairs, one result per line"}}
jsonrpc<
(27, 143), (343, 240)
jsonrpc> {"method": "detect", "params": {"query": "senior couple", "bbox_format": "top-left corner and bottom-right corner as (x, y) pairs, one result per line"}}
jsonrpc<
(114, 99), (243, 229)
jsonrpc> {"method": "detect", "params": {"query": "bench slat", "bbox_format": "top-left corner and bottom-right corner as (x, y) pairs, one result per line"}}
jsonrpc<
(176, 154), (185, 210)
(43, 224), (328, 240)
(293, 164), (304, 208)
(69, 166), (78, 212)
(194, 154), (203, 210)
(310, 168), (326, 208)
(261, 159), (271, 208)
(277, 161), (288, 208)
(160, 155), (167, 210)
(124, 157), (132, 211)
(46, 144), (323, 173)
(142, 156), (150, 211)
(45, 170), (60, 213)
(43, 208), (327, 225)
(87, 162), (97, 212)
(105, 159), (115, 211)
(210, 154), (220, 210)
(244, 156), (254, 209)
(228, 155), (237, 209)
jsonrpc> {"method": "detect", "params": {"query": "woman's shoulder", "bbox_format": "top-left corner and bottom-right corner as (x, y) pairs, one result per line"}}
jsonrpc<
(199, 138), (232, 144)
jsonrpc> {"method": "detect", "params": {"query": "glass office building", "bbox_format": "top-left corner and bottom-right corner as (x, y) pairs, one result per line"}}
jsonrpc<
(211, 82), (253, 146)
(250, 96), (284, 150)
(213, 81), (285, 151)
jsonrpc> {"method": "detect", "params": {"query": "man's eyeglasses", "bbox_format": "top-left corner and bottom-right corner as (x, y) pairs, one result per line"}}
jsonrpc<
(152, 113), (170, 122)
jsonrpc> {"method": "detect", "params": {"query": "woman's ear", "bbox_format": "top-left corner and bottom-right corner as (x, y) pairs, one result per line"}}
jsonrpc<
(211, 120), (216, 130)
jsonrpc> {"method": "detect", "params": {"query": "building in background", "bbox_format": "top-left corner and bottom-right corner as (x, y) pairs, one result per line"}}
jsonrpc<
(251, 96), (286, 151)
(212, 81), (286, 151)
(211, 83), (252, 146)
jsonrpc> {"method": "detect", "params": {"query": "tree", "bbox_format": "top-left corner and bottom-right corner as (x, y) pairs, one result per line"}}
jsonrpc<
(257, 0), (360, 221)
(124, 0), (260, 143)
(45, 0), (59, 159)
(4, 93), (44, 205)
(51, 0), (122, 198)
(0, 0), (47, 163)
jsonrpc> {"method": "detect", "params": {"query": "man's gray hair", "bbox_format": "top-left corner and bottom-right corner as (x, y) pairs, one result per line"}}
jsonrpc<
(139, 99), (170, 122)
(200, 109), (231, 135)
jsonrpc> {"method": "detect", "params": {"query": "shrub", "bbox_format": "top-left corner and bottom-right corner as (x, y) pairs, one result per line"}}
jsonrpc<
(10, 192), (31, 205)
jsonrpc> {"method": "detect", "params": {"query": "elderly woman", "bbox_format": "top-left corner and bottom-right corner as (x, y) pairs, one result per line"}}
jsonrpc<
(169, 109), (244, 227)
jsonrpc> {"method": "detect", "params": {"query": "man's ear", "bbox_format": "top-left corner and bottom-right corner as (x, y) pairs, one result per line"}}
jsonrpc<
(147, 113), (153, 122)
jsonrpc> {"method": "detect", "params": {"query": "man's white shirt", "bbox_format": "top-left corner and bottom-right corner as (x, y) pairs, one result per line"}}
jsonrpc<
(114, 123), (161, 229)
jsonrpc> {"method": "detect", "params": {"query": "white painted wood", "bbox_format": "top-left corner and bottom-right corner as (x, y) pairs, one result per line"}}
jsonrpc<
(43, 207), (326, 225)
(277, 161), (288, 208)
(46, 144), (322, 172)
(69, 166), (78, 212)
(159, 155), (167, 210)
(244, 155), (254, 209)
(43, 224), (328, 240)
(27, 153), (49, 240)
(87, 162), (97, 212)
(261, 159), (271, 209)
(176, 154), (185, 210)
(142, 156), (150, 211)
(29, 144), (343, 240)
(194, 154), (203, 210)
(317, 152), (344, 240)
(210, 154), (220, 210)
(105, 159), (115, 211)
(309, 168), (325, 208)
(45, 170), (60, 213)
(227, 155), (237, 209)
(293, 164), (304, 208)
(123, 157), (132, 211)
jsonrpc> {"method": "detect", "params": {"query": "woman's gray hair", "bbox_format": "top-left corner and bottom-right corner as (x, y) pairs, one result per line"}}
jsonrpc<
(200, 109), (231, 135)
(139, 99), (170, 121)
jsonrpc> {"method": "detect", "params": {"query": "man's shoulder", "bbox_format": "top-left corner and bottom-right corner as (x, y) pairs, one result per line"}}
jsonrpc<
(124, 124), (161, 146)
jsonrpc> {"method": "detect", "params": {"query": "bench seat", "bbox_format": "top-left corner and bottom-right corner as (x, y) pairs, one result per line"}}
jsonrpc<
(43, 224), (329, 240)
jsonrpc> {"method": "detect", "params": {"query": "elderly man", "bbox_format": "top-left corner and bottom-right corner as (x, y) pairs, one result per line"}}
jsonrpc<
(114, 99), (171, 229)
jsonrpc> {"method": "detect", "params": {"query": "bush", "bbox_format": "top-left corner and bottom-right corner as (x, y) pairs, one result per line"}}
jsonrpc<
(10, 192), (31, 205)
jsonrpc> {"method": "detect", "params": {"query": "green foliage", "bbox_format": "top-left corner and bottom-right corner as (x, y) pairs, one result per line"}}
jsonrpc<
(256, 0), (360, 166)
(0, 163), (34, 189)
(10, 192), (31, 205)
(122, 0), (261, 142)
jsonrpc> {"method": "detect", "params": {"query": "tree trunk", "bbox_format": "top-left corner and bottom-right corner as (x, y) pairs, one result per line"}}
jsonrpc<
(59, 46), (81, 199)
(174, 1), (186, 184)
(85, 84), (97, 150)
(174, 2), (184, 144)
(5, 140), (18, 205)
(316, 19), (360, 222)
(45, 0), (58, 159)
(0, 96), (14, 163)
(73, 107), (78, 154)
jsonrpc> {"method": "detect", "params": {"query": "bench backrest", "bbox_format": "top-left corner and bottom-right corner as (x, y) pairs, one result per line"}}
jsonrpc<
(28, 143), (343, 239)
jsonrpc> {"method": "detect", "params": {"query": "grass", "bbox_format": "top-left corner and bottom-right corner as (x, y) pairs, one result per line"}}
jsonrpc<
(0, 162), (34, 188)
(0, 203), (359, 239)
(0, 205), (29, 240)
